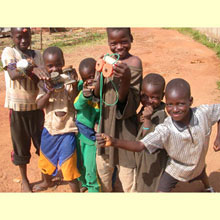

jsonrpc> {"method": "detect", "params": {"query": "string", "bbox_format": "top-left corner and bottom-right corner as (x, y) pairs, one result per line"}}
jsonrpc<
(97, 53), (120, 132)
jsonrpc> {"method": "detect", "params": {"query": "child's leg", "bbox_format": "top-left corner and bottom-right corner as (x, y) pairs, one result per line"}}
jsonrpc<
(96, 154), (115, 192)
(19, 164), (32, 192)
(10, 110), (33, 192)
(67, 179), (80, 192)
(83, 143), (101, 192)
(32, 173), (53, 192)
(189, 167), (213, 191)
(114, 165), (136, 192)
(59, 133), (81, 191)
(157, 172), (178, 192)
(76, 138), (87, 190)
(200, 171), (210, 189)
(197, 168), (214, 191)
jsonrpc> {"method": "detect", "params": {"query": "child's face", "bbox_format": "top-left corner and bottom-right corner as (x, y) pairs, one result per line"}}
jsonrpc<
(44, 53), (64, 75)
(141, 83), (164, 109)
(12, 28), (31, 52)
(107, 30), (132, 60)
(165, 89), (193, 124)
(80, 67), (95, 82)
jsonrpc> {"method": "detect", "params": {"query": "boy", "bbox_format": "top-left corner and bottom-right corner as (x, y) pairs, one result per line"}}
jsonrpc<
(96, 78), (220, 192)
(74, 57), (101, 192)
(135, 73), (168, 192)
(94, 28), (143, 192)
(1, 28), (47, 192)
(33, 46), (80, 192)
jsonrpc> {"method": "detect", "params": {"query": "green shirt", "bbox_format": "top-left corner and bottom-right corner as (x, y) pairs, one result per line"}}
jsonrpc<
(74, 80), (100, 144)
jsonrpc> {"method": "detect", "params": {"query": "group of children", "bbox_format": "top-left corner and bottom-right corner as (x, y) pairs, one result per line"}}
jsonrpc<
(2, 27), (220, 193)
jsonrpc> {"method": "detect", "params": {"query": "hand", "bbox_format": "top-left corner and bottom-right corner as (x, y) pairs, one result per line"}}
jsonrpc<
(44, 80), (54, 94)
(142, 106), (154, 120)
(213, 136), (220, 151)
(96, 133), (112, 147)
(83, 79), (95, 98)
(112, 61), (131, 82)
(32, 66), (50, 80)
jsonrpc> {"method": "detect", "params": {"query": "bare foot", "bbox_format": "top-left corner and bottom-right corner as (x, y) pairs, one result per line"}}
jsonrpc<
(21, 180), (32, 192)
(80, 187), (88, 192)
(32, 181), (54, 192)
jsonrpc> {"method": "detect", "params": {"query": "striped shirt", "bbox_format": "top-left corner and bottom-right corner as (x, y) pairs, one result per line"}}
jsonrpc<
(140, 104), (220, 182)
(1, 47), (43, 111)
(37, 81), (78, 135)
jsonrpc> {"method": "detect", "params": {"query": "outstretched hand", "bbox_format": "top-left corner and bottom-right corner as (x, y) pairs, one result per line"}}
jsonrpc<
(96, 133), (112, 147)
(32, 66), (50, 80)
(83, 79), (97, 98)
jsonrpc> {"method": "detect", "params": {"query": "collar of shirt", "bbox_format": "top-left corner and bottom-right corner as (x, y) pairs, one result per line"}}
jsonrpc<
(172, 108), (199, 132)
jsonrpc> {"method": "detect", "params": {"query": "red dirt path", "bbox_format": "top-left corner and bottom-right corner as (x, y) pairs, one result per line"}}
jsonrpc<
(1, 28), (220, 192)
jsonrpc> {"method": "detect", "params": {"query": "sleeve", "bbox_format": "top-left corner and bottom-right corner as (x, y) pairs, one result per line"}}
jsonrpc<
(116, 66), (143, 120)
(201, 104), (220, 126)
(1, 47), (16, 69)
(36, 81), (47, 101)
(140, 123), (169, 154)
(74, 91), (91, 110)
(77, 80), (83, 91)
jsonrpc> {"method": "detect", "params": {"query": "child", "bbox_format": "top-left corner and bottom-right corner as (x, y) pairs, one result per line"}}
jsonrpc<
(94, 28), (143, 192)
(74, 57), (101, 192)
(135, 73), (168, 192)
(96, 78), (220, 192)
(33, 46), (80, 192)
(1, 27), (47, 192)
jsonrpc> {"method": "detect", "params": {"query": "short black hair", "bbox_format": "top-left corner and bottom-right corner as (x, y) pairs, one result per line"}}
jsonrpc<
(43, 46), (64, 61)
(11, 27), (31, 36)
(165, 78), (191, 98)
(79, 57), (96, 75)
(142, 73), (165, 91)
(106, 28), (133, 42)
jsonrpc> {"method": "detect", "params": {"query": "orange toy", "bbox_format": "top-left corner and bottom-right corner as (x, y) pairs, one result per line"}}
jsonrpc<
(95, 55), (117, 78)
(96, 59), (105, 72)
(102, 63), (113, 77)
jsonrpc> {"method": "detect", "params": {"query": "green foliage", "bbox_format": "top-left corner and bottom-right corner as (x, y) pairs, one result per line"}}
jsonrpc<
(48, 32), (106, 49)
(172, 28), (220, 91)
(217, 81), (220, 90)
(49, 32), (106, 48)
(174, 28), (220, 59)
(0, 60), (3, 71)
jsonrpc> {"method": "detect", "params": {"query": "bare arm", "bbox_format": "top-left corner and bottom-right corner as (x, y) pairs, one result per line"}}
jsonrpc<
(95, 133), (145, 152)
(142, 106), (153, 136)
(36, 83), (54, 109)
(7, 67), (24, 80)
(113, 62), (131, 103)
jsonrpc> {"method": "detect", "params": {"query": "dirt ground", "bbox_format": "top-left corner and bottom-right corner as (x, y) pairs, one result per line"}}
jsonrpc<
(1, 28), (220, 192)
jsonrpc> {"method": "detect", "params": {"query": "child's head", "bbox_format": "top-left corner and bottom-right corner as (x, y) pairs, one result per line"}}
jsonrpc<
(106, 28), (133, 60)
(79, 58), (96, 82)
(141, 73), (165, 109)
(165, 78), (193, 124)
(43, 46), (65, 75)
(11, 28), (31, 52)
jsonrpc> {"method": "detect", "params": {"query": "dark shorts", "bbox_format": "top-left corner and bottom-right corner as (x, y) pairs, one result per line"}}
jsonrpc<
(157, 168), (206, 192)
(10, 109), (44, 165)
